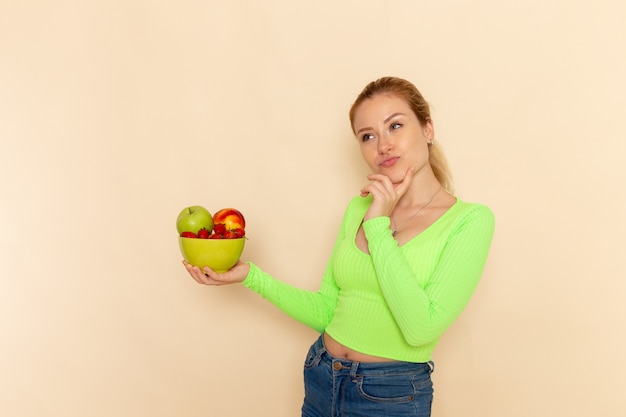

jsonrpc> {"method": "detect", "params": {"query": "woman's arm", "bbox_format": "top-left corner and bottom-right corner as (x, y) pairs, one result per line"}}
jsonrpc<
(240, 205), (352, 332)
(242, 259), (339, 332)
(364, 204), (495, 346)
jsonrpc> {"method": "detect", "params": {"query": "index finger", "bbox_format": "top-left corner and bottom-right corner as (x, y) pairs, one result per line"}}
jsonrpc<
(394, 166), (415, 195)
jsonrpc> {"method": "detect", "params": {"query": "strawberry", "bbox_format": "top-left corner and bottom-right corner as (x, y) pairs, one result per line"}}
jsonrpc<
(180, 231), (197, 238)
(231, 228), (245, 238)
(221, 228), (244, 239)
(197, 228), (210, 239)
(212, 223), (227, 238)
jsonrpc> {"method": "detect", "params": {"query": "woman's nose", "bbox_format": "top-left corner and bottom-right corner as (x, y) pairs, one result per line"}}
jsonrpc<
(378, 135), (392, 154)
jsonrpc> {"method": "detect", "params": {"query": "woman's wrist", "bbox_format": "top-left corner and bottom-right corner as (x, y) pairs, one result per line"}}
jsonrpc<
(362, 215), (391, 229)
(241, 262), (257, 286)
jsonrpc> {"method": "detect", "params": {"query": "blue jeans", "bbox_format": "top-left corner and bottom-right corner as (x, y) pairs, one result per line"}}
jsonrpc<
(301, 335), (434, 417)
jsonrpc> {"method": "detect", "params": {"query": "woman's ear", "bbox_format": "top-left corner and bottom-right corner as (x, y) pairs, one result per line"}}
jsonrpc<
(423, 120), (434, 142)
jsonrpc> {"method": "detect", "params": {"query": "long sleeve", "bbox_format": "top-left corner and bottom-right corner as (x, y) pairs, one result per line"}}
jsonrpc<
(242, 260), (339, 333)
(362, 204), (495, 346)
(240, 208), (350, 333)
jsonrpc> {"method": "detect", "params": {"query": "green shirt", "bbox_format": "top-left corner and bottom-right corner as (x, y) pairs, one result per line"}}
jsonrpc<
(243, 195), (495, 362)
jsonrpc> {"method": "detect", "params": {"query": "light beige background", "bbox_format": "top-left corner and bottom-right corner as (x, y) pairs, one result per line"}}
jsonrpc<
(1, 1), (624, 416)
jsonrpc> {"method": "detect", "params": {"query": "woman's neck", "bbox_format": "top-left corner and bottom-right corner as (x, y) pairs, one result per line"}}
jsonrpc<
(397, 173), (442, 209)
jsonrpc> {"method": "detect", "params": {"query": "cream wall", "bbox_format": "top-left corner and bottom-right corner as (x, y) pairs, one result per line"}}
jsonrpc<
(1, 1), (624, 416)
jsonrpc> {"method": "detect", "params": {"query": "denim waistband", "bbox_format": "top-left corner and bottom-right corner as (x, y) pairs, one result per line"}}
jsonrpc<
(309, 334), (434, 375)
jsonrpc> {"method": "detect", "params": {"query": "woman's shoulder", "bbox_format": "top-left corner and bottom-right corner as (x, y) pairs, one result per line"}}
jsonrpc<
(453, 198), (493, 215)
(341, 195), (371, 221)
(346, 194), (372, 209)
(447, 197), (495, 230)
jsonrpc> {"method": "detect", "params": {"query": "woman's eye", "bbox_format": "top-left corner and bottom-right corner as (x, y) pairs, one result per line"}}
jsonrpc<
(361, 133), (375, 142)
(391, 123), (402, 130)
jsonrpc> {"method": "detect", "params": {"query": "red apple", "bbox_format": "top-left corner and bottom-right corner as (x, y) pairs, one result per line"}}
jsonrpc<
(212, 208), (245, 231)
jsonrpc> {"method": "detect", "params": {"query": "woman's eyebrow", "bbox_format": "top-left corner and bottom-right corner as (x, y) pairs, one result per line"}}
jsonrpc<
(384, 112), (405, 123)
(356, 112), (406, 135)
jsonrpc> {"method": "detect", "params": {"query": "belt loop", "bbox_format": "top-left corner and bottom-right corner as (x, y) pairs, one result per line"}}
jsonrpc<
(319, 334), (328, 356)
(427, 361), (435, 373)
(311, 335), (326, 366)
(350, 361), (359, 377)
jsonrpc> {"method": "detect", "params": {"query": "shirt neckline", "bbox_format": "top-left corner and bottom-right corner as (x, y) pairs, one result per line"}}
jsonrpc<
(352, 196), (461, 254)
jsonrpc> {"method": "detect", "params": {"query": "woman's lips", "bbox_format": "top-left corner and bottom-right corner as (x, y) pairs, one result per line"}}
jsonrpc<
(379, 156), (399, 168)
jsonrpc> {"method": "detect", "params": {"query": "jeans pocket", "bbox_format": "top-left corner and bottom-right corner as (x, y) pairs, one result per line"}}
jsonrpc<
(303, 349), (316, 369)
(354, 373), (426, 403)
(303, 339), (324, 369)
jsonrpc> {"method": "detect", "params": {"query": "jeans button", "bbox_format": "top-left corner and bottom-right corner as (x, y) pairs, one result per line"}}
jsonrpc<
(333, 362), (342, 371)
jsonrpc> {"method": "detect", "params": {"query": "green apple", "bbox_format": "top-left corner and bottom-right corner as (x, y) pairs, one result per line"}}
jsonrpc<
(176, 205), (213, 235)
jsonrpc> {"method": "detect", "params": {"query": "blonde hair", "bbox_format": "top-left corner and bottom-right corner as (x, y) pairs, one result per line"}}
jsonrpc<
(349, 77), (454, 194)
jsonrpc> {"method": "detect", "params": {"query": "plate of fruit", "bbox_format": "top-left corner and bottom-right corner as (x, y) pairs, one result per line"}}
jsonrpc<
(177, 205), (246, 273)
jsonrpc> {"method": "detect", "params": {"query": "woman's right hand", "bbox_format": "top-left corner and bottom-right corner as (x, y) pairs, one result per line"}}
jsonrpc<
(183, 260), (250, 286)
(360, 166), (415, 221)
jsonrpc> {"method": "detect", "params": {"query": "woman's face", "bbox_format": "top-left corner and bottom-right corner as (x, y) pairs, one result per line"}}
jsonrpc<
(352, 94), (433, 185)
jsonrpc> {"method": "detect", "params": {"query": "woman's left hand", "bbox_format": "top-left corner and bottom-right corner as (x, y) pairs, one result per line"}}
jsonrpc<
(183, 260), (250, 286)
(360, 166), (414, 221)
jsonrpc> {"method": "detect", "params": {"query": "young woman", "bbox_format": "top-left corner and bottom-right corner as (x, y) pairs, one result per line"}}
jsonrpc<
(184, 76), (495, 417)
